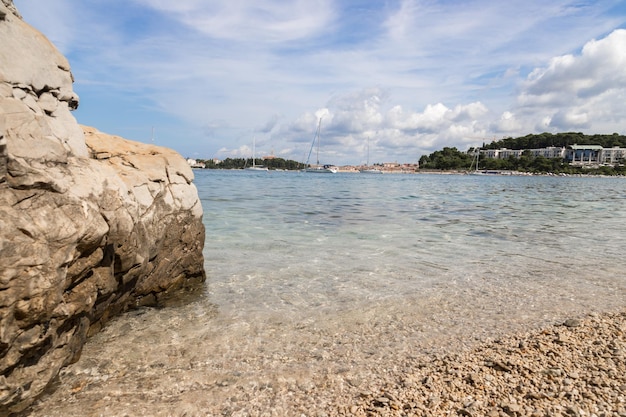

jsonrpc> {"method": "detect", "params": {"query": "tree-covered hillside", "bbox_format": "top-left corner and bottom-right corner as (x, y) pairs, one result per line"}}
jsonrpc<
(484, 132), (626, 150)
(418, 147), (474, 170)
(419, 132), (626, 175)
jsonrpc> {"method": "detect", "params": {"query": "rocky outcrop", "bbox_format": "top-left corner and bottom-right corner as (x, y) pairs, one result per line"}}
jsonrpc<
(0, 1), (206, 414)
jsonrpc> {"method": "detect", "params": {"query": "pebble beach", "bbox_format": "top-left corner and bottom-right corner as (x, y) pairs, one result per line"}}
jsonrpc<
(22, 307), (625, 417)
(351, 309), (626, 417)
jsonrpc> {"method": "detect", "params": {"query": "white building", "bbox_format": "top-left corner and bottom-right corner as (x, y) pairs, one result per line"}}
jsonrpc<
(497, 149), (524, 159)
(529, 147), (566, 159)
(475, 145), (626, 166)
(186, 158), (205, 168)
(565, 145), (603, 165)
(599, 147), (626, 165)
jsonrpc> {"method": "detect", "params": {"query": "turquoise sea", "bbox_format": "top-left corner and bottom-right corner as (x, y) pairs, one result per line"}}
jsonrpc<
(198, 170), (625, 329)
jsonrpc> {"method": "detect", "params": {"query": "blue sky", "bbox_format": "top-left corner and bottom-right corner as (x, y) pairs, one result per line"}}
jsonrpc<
(14, 0), (626, 165)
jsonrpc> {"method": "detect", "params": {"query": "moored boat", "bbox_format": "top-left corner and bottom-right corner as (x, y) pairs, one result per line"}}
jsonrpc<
(304, 118), (336, 174)
(245, 136), (269, 171)
(305, 164), (338, 173)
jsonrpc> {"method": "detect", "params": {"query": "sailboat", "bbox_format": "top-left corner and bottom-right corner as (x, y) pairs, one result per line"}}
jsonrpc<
(304, 118), (337, 173)
(245, 136), (269, 171)
(469, 149), (485, 175)
(359, 137), (382, 174)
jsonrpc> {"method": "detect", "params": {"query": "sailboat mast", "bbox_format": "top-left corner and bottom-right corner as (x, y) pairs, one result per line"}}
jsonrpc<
(473, 149), (483, 175)
(304, 117), (324, 168)
(316, 118), (322, 165)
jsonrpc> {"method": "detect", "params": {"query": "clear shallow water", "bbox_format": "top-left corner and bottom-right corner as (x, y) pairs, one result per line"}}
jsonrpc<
(199, 170), (625, 325)
(29, 170), (626, 415)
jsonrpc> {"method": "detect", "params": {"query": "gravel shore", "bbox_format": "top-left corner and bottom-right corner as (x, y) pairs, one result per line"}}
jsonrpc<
(350, 309), (626, 417)
(21, 308), (625, 417)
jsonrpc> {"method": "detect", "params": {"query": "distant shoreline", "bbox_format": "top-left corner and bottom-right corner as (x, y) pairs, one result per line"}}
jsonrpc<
(194, 167), (625, 177)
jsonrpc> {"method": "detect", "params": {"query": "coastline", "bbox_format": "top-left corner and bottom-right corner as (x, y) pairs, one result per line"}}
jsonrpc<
(21, 307), (625, 416)
(291, 167), (625, 177)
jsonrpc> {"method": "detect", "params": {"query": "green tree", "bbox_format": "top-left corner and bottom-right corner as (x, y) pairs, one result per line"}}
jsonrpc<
(419, 147), (473, 170)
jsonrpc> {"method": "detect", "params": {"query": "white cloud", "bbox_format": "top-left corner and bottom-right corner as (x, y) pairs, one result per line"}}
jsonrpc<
(133, 0), (335, 42)
(266, 90), (493, 164)
(12, 1), (626, 164)
(551, 110), (590, 129)
(385, 102), (487, 134)
(521, 30), (626, 103)
(492, 111), (522, 133)
(516, 29), (626, 132)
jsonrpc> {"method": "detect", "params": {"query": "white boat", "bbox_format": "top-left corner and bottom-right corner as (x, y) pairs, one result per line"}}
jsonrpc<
(360, 168), (382, 174)
(245, 136), (269, 171)
(303, 118), (337, 173)
(469, 149), (485, 175)
(359, 137), (382, 174)
(305, 164), (338, 173)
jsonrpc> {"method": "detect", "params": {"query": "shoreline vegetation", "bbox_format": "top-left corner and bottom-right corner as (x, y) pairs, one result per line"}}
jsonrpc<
(192, 132), (626, 176)
(23, 308), (625, 416)
(419, 132), (626, 176)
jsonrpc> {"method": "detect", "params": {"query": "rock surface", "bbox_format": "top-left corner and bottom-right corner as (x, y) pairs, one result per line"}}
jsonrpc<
(0, 1), (205, 414)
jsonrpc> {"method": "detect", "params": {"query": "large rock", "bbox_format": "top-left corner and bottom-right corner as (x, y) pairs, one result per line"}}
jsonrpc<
(0, 1), (206, 414)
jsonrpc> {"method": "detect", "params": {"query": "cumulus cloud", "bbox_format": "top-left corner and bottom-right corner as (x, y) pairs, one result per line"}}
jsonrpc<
(517, 29), (626, 131)
(387, 103), (446, 133)
(550, 110), (590, 129)
(385, 102), (487, 134)
(326, 89), (385, 135)
(270, 89), (493, 164)
(13, 0), (626, 164)
(491, 111), (522, 133)
(528, 29), (626, 98)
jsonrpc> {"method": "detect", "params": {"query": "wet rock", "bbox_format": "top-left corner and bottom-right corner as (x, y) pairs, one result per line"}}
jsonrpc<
(563, 318), (581, 328)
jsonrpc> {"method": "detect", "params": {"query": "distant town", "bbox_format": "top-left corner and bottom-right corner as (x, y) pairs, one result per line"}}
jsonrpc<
(186, 132), (626, 176)
(186, 156), (420, 173)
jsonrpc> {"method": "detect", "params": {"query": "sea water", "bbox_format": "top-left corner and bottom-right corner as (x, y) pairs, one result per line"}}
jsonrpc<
(199, 170), (625, 324)
(29, 170), (626, 415)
